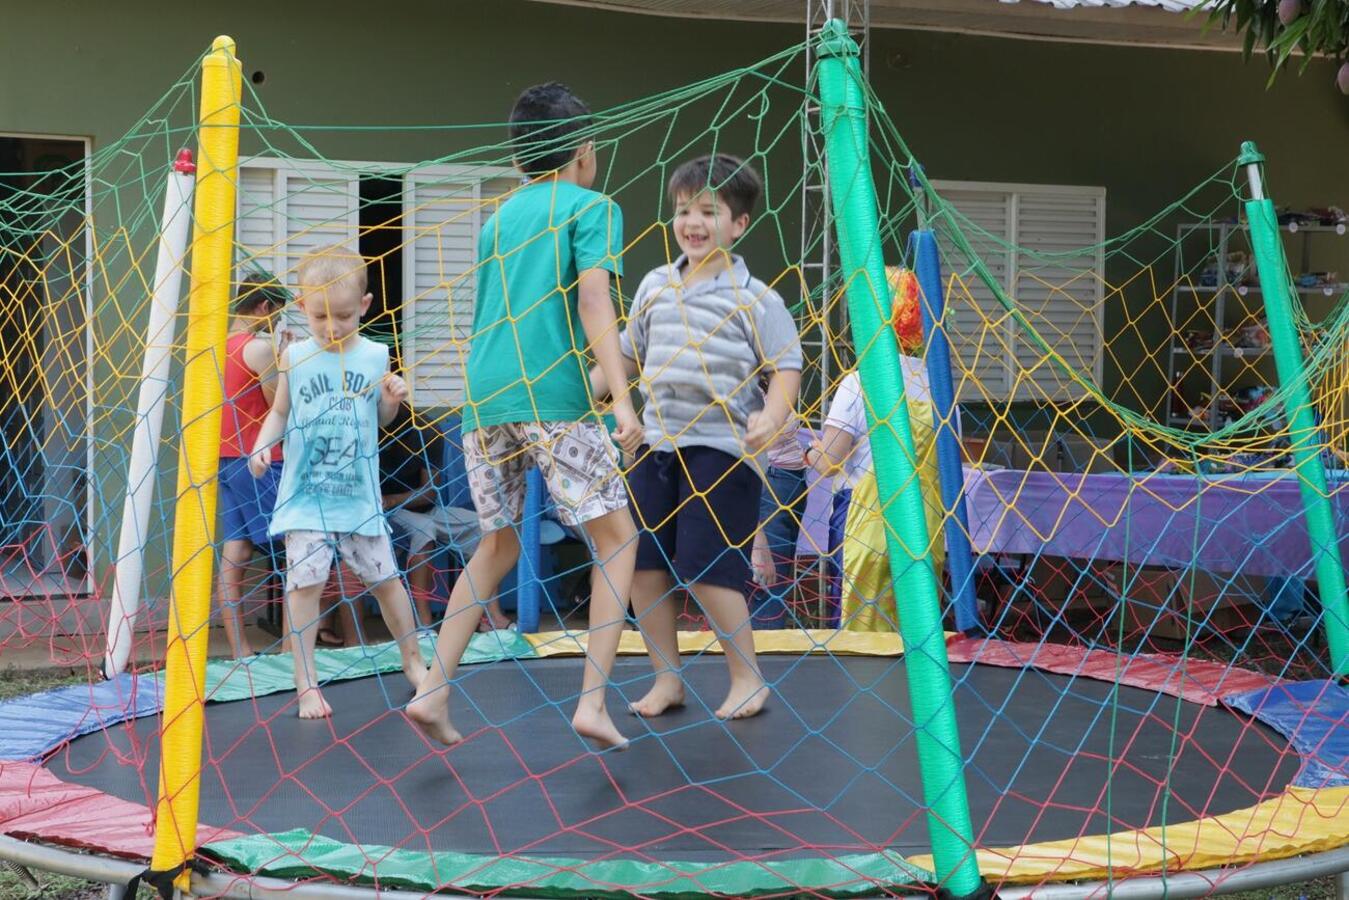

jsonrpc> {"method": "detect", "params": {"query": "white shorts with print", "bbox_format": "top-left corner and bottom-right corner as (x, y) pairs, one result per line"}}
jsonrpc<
(283, 530), (399, 592)
(464, 420), (627, 533)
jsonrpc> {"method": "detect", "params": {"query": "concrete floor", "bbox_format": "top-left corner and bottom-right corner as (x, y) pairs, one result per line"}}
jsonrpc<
(0, 623), (293, 671)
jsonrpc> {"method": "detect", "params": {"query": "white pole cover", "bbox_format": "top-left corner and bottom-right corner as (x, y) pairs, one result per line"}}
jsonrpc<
(103, 151), (197, 679)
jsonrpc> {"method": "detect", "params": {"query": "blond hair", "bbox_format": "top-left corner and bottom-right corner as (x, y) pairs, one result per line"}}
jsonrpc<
(296, 243), (368, 296)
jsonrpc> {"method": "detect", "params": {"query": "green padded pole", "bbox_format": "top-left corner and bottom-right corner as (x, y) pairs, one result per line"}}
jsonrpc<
(1241, 141), (1349, 676)
(816, 21), (983, 895)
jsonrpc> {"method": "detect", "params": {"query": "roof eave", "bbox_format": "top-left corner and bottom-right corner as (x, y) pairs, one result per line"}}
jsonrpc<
(522, 0), (1240, 52)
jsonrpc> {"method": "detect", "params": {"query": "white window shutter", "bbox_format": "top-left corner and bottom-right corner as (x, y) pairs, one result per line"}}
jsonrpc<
(236, 165), (279, 275)
(235, 159), (360, 335)
(237, 158), (518, 404)
(278, 165), (360, 334)
(402, 168), (519, 408)
(279, 165), (361, 281)
(932, 188), (1014, 402)
(1012, 189), (1106, 401)
(932, 181), (1105, 403)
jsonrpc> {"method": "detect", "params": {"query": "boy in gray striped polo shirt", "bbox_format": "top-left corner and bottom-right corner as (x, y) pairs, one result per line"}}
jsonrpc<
(594, 154), (802, 721)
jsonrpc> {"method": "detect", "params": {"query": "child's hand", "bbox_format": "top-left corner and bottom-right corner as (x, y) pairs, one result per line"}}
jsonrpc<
(751, 538), (774, 587)
(275, 327), (296, 356)
(381, 373), (409, 406)
(610, 397), (643, 459)
(247, 449), (270, 479)
(744, 410), (778, 452)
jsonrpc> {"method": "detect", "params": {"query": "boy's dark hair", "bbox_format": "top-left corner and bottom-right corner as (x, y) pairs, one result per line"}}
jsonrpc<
(668, 154), (763, 221)
(232, 271), (291, 316)
(509, 82), (593, 177)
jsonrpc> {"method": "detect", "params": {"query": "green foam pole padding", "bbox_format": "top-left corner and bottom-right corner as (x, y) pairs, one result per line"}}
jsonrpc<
(1244, 186), (1349, 677)
(815, 19), (982, 896)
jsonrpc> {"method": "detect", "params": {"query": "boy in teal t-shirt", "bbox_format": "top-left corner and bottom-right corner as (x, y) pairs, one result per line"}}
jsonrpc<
(462, 172), (624, 429)
(410, 83), (642, 752)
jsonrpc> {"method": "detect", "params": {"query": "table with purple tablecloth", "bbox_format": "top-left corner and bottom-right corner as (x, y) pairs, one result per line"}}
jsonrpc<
(961, 468), (1349, 578)
(797, 465), (1349, 579)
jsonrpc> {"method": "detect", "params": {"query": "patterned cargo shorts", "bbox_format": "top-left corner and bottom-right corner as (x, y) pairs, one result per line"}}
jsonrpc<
(283, 530), (399, 593)
(464, 420), (628, 534)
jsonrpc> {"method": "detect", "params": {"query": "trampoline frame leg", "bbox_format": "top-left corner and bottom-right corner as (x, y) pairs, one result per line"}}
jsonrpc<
(2, 860), (38, 891)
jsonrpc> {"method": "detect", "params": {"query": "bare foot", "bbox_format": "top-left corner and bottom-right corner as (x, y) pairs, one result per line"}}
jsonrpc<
(297, 687), (332, 720)
(628, 678), (686, 718)
(572, 705), (630, 752)
(404, 663), (430, 694)
(715, 677), (769, 720)
(477, 612), (512, 632)
(406, 691), (463, 746)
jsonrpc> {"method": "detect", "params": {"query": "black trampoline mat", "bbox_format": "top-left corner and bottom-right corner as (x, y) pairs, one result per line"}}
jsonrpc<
(50, 655), (1298, 860)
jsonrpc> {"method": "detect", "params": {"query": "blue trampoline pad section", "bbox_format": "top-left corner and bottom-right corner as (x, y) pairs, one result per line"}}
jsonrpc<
(0, 673), (162, 762)
(1225, 679), (1349, 789)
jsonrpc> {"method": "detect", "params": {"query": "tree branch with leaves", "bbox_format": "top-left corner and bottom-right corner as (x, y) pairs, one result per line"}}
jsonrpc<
(1198, 0), (1349, 93)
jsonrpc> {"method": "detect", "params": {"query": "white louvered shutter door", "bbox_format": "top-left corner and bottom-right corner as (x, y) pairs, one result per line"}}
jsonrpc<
(931, 187), (1014, 402)
(1012, 188), (1106, 401)
(235, 160), (359, 336)
(402, 168), (519, 408)
(278, 164), (360, 335)
(403, 172), (476, 407)
(236, 164), (280, 275)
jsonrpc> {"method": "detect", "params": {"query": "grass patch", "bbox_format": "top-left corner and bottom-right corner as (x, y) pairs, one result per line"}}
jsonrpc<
(0, 864), (103, 900)
(1225, 876), (1336, 900)
(0, 666), (88, 703)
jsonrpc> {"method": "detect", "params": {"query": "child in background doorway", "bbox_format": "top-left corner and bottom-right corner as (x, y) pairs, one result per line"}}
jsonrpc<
(218, 271), (292, 659)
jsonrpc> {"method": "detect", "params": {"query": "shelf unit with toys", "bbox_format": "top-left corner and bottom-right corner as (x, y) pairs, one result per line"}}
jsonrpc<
(1166, 214), (1347, 444)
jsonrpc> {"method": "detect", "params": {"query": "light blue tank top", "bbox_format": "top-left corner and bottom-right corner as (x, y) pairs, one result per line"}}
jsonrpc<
(269, 336), (389, 537)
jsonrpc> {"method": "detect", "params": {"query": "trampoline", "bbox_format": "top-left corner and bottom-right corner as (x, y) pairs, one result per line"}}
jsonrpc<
(3, 631), (1347, 897)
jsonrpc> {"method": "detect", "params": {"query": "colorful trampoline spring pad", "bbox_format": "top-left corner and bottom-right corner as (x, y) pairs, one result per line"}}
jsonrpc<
(1, 632), (1346, 896)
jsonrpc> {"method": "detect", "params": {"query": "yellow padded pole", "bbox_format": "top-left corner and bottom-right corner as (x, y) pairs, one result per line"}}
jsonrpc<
(149, 35), (242, 889)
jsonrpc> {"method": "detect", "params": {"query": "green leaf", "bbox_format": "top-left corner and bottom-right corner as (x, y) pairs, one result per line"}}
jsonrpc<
(1195, 0), (1349, 84)
(1235, 0), (1254, 30)
(1270, 15), (1312, 49)
(1271, 16), (1312, 67)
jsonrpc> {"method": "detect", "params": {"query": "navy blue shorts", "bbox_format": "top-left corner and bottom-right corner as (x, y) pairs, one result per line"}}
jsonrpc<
(218, 456), (282, 546)
(630, 446), (762, 592)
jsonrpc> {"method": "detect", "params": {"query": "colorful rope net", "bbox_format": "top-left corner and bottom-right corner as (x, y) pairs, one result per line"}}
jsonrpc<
(0, 35), (1346, 899)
